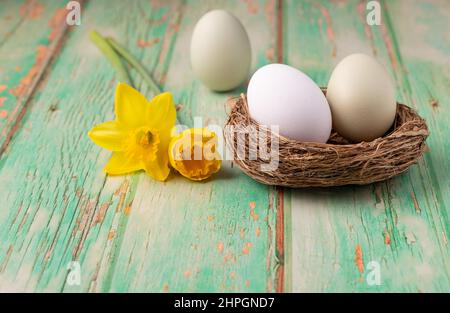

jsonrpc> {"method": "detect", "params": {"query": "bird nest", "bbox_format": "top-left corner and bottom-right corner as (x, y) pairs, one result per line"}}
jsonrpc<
(224, 90), (429, 187)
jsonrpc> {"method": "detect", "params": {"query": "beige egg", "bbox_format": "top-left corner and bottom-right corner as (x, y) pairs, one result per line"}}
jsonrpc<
(326, 53), (397, 142)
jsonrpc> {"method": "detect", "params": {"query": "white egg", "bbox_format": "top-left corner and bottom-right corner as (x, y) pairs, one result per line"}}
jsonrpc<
(190, 10), (251, 91)
(326, 53), (397, 142)
(247, 64), (332, 143)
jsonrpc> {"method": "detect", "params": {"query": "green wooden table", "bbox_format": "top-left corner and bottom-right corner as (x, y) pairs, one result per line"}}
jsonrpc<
(0, 0), (448, 292)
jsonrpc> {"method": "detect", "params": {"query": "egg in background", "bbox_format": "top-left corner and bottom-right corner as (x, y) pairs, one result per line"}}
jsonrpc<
(247, 64), (332, 143)
(190, 10), (251, 92)
(326, 53), (397, 142)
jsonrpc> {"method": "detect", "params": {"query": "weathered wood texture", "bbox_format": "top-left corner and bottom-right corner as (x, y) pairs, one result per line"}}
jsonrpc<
(0, 0), (282, 292)
(287, 0), (449, 292)
(0, 0), (448, 292)
(0, 0), (69, 155)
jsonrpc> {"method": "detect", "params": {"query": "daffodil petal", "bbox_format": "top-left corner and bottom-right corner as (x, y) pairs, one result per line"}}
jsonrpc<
(115, 82), (150, 129)
(143, 149), (170, 181)
(88, 121), (127, 151)
(104, 152), (143, 175)
(146, 92), (176, 131)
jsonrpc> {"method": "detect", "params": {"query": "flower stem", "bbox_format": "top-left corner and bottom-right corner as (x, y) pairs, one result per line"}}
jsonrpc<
(106, 37), (162, 95)
(89, 31), (132, 86)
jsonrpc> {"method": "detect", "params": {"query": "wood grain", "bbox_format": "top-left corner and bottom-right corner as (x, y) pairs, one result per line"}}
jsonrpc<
(286, 0), (449, 292)
(102, 0), (282, 293)
(0, 0), (448, 292)
(0, 0), (71, 155)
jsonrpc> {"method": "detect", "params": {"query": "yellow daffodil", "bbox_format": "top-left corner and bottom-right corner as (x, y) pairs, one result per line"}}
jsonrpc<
(88, 83), (176, 181)
(168, 128), (222, 181)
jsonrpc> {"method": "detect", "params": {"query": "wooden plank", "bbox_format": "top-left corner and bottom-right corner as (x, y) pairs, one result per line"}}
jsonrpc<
(0, 0), (70, 155)
(2, 0), (446, 293)
(0, 0), (183, 292)
(285, 0), (449, 292)
(102, 0), (282, 293)
(383, 0), (450, 289)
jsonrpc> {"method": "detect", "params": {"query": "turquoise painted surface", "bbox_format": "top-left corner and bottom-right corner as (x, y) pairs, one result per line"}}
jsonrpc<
(0, 0), (68, 151)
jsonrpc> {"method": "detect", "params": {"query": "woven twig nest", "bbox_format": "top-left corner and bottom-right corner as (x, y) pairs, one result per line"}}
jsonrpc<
(224, 89), (429, 187)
